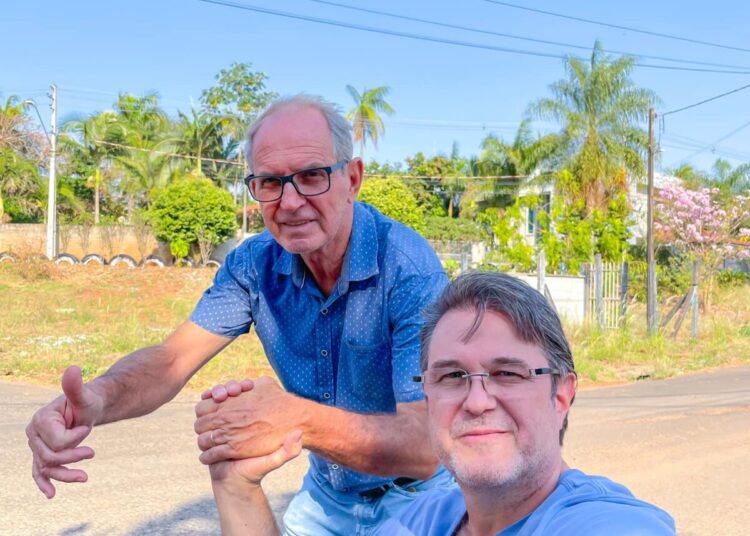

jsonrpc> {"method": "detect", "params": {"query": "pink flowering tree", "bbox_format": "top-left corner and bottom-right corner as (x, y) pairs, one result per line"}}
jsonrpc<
(655, 184), (750, 308)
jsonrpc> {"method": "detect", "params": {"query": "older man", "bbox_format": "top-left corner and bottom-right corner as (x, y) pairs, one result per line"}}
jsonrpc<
(209, 272), (675, 535)
(26, 95), (453, 535)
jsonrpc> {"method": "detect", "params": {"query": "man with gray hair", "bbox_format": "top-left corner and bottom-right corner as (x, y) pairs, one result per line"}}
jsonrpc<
(208, 271), (675, 535)
(26, 94), (454, 534)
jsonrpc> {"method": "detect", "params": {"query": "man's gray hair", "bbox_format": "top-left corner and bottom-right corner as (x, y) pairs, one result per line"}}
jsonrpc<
(244, 94), (353, 170)
(420, 271), (577, 443)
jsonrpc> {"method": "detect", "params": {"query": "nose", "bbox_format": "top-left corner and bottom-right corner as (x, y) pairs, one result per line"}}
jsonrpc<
(278, 181), (306, 211)
(461, 375), (498, 416)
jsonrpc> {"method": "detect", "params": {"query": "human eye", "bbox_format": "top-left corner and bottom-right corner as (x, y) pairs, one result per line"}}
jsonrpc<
(489, 367), (526, 384)
(255, 176), (280, 189)
(432, 368), (466, 386)
(296, 168), (328, 183)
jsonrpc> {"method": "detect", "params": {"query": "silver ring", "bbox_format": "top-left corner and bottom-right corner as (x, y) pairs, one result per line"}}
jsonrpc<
(210, 430), (215, 447)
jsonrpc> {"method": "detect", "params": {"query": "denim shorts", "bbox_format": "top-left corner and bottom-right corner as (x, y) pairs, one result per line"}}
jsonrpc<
(282, 465), (456, 536)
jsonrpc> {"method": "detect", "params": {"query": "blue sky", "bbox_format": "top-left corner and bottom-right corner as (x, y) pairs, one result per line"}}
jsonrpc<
(3, 0), (749, 175)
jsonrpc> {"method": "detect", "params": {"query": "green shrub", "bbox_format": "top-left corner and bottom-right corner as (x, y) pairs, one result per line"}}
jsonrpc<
(422, 216), (486, 242)
(716, 269), (749, 288)
(359, 177), (425, 233)
(150, 173), (237, 257)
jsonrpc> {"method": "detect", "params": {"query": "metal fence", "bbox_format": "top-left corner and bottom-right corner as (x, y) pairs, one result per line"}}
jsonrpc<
(583, 255), (628, 329)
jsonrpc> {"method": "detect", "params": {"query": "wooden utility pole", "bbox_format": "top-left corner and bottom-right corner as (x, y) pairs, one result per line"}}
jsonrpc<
(647, 108), (657, 336)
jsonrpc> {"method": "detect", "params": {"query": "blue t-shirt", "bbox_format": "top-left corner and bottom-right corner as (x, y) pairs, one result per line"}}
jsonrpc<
(375, 469), (676, 535)
(190, 202), (447, 492)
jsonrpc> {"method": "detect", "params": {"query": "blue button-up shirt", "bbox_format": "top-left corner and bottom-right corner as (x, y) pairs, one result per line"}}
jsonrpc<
(190, 202), (447, 491)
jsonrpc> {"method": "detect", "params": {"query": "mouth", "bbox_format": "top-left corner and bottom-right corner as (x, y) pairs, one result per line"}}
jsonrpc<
(281, 219), (314, 228)
(457, 429), (508, 443)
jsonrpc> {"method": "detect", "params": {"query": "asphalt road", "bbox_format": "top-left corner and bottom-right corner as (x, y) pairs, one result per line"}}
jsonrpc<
(2, 366), (748, 535)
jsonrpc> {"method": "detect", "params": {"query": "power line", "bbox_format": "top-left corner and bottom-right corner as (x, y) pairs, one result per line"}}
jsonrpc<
(304, 0), (750, 71)
(197, 0), (750, 74)
(482, 0), (750, 54)
(661, 82), (750, 116)
(364, 173), (528, 180)
(90, 139), (244, 167)
(672, 119), (750, 164)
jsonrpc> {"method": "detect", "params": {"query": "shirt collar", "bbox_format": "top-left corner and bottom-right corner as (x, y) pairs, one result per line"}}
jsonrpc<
(271, 202), (380, 289)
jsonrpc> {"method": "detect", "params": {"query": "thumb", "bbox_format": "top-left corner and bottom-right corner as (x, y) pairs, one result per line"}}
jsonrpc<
(61, 366), (88, 408)
(283, 429), (303, 458)
(61, 366), (99, 428)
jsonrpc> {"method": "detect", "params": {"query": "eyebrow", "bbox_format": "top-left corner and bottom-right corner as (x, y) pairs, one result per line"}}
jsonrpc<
(429, 356), (529, 369)
(253, 162), (327, 177)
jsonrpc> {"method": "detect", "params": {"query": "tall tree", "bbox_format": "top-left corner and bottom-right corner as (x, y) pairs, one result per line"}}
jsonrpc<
(528, 41), (658, 215)
(345, 85), (394, 159)
(111, 93), (177, 217)
(711, 158), (750, 195)
(62, 111), (124, 223)
(466, 120), (558, 216)
(0, 96), (45, 222)
(200, 62), (277, 130)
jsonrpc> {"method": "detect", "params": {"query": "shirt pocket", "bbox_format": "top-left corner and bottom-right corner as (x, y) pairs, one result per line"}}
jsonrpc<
(341, 338), (395, 411)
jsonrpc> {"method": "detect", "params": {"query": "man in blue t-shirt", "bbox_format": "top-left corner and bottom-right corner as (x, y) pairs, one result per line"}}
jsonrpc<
(209, 272), (676, 535)
(26, 95), (453, 535)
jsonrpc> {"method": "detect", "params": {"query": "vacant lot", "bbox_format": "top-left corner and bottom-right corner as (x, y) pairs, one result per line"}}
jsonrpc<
(1, 260), (749, 390)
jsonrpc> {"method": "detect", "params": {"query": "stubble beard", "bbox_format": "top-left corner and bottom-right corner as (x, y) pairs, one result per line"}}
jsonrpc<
(432, 425), (550, 494)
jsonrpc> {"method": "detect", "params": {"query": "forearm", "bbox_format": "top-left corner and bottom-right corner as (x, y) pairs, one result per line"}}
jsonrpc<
(87, 345), (189, 425)
(301, 400), (439, 479)
(88, 321), (232, 426)
(212, 481), (279, 536)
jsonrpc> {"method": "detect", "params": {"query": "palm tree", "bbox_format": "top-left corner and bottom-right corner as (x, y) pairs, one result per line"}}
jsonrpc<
(345, 85), (394, 159)
(62, 111), (124, 223)
(0, 96), (45, 221)
(468, 120), (559, 215)
(111, 93), (178, 217)
(711, 158), (750, 195)
(528, 41), (658, 215)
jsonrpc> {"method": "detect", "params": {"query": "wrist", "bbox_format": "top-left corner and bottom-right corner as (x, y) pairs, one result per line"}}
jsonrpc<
(212, 477), (264, 499)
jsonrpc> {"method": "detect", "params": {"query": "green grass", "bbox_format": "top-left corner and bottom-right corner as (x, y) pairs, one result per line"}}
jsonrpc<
(1, 260), (749, 391)
(0, 261), (269, 391)
(569, 286), (750, 387)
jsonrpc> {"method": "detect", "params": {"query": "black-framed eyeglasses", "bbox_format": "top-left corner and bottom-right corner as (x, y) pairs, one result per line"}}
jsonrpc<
(244, 160), (348, 202)
(413, 365), (560, 401)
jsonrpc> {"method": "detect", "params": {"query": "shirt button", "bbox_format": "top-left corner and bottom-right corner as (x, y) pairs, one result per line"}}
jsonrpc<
(321, 349), (328, 357)
(323, 392), (331, 400)
(331, 464), (340, 470)
(321, 308), (328, 315)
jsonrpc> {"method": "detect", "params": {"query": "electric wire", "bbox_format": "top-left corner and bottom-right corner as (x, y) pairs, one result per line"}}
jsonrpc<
(482, 0), (750, 54)
(661, 82), (750, 116)
(196, 0), (750, 74)
(672, 119), (750, 165)
(304, 0), (750, 71)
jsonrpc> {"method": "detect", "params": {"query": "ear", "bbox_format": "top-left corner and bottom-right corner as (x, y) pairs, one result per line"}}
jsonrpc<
(347, 157), (364, 203)
(554, 372), (577, 421)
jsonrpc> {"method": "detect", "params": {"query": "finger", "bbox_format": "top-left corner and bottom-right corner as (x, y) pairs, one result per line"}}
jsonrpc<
(194, 398), (219, 420)
(44, 465), (89, 484)
(61, 366), (87, 409)
(29, 432), (95, 467)
(199, 444), (234, 465)
(32, 459), (55, 499)
(196, 430), (223, 452)
(283, 429), (304, 456)
(264, 432), (303, 472)
(200, 389), (212, 400)
(224, 380), (241, 397)
(239, 379), (253, 392)
(42, 424), (93, 452)
(211, 384), (229, 403)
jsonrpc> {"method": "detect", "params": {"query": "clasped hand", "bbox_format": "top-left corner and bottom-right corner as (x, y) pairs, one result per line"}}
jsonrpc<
(194, 377), (303, 485)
